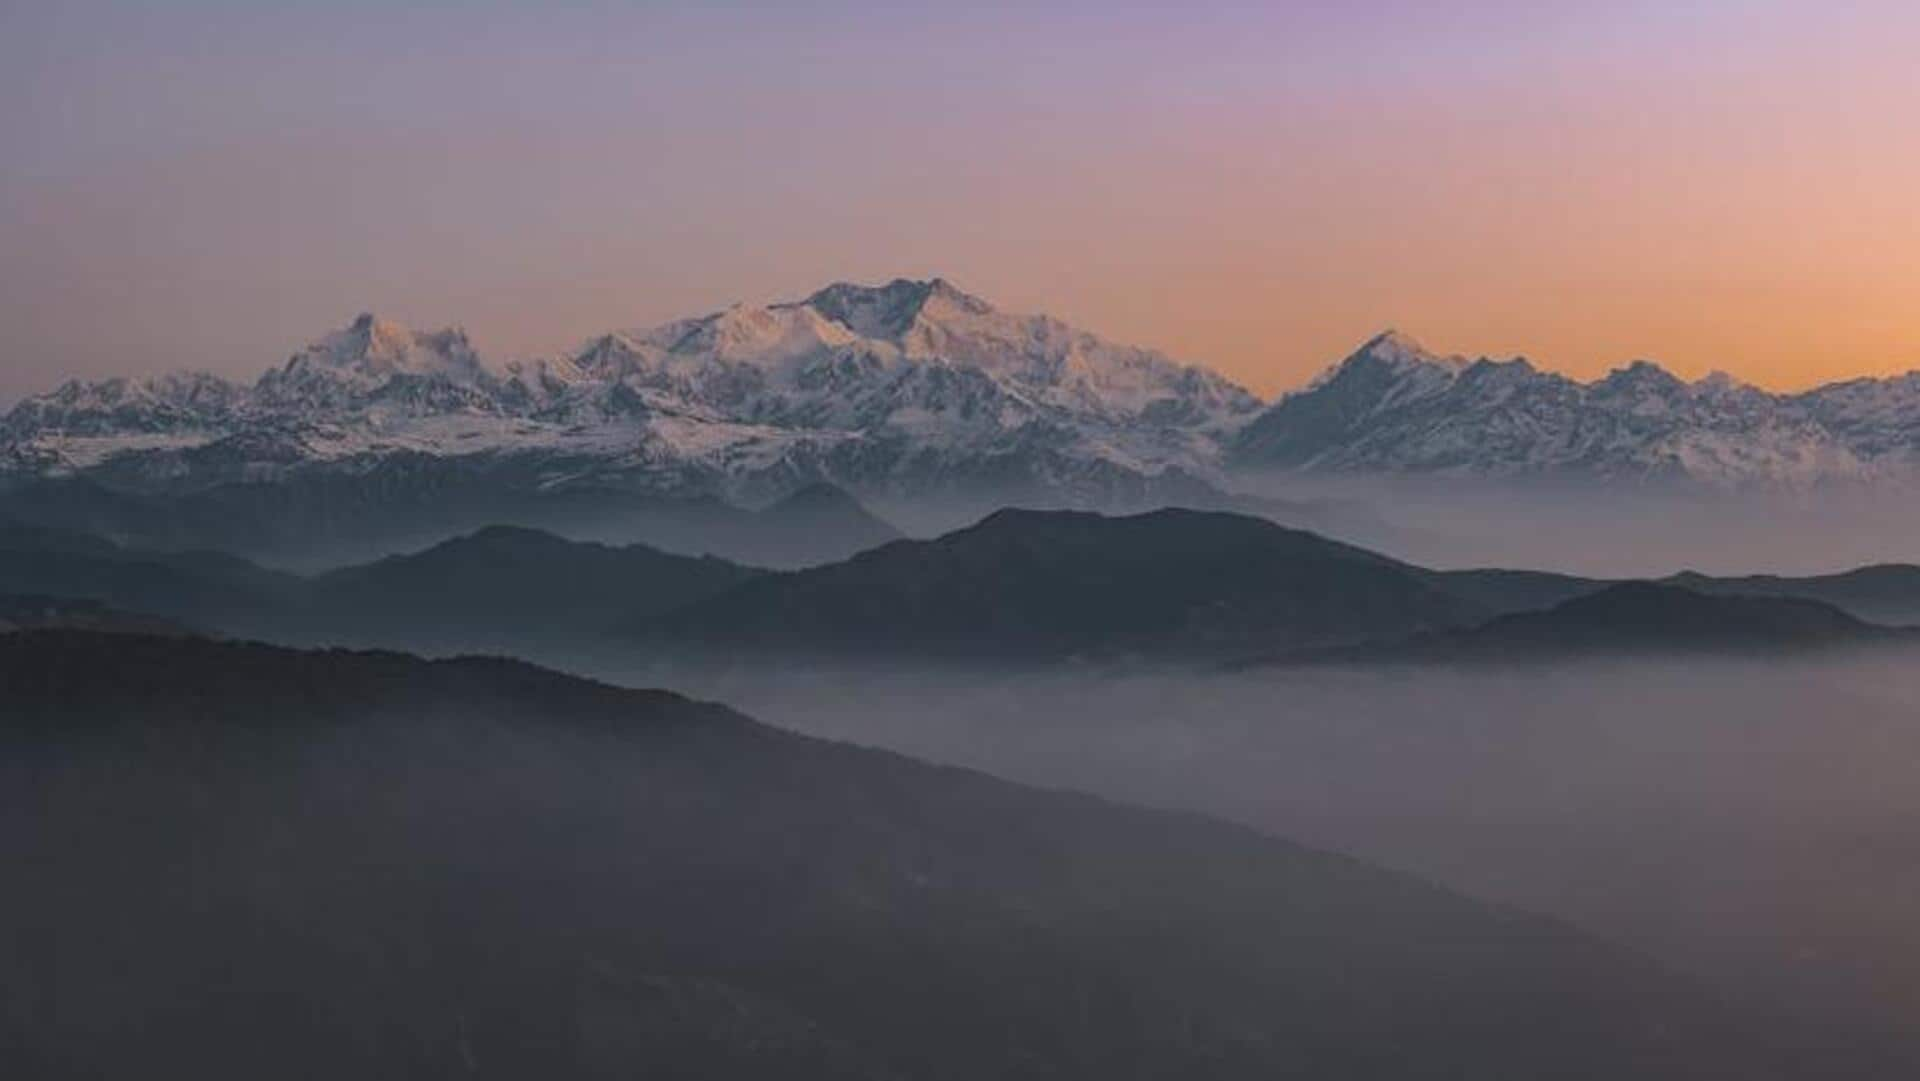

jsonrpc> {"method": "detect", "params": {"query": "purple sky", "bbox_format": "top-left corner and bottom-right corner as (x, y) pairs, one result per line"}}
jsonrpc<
(3, 1), (1917, 400)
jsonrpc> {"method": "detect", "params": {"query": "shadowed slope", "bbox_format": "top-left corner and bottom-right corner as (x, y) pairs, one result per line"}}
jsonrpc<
(1250, 582), (1899, 668)
(0, 632), (1804, 1080)
(645, 507), (1488, 662)
(307, 525), (762, 648)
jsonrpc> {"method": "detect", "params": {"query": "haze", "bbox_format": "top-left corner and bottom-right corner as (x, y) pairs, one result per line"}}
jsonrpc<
(5, 1), (1919, 401)
(650, 651), (1920, 1056)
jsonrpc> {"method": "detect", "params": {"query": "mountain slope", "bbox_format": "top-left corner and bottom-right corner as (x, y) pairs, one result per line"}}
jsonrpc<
(1231, 331), (1904, 487)
(1420, 567), (1606, 615)
(1254, 582), (1899, 667)
(0, 631), (1810, 1079)
(0, 469), (901, 570)
(16, 300), (1920, 515)
(306, 526), (763, 649)
(743, 481), (904, 565)
(0, 280), (1261, 525)
(645, 507), (1488, 662)
(1665, 565), (1920, 626)
(0, 515), (766, 651)
(1420, 563), (1920, 628)
(0, 594), (200, 636)
(0, 516), (293, 632)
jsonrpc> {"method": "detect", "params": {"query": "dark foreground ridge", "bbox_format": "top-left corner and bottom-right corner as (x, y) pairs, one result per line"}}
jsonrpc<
(0, 631), (1829, 1079)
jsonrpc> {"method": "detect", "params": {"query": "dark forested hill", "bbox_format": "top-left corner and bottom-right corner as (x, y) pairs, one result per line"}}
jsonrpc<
(645, 507), (1489, 662)
(1250, 581), (1901, 668)
(1664, 565), (1920, 626)
(306, 525), (762, 649)
(0, 631), (1815, 1080)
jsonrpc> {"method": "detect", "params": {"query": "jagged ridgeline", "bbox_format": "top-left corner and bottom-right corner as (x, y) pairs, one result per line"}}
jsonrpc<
(10, 281), (1920, 565)
(0, 281), (1255, 563)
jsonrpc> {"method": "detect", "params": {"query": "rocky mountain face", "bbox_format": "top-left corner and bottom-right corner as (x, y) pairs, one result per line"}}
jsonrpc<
(1231, 331), (1920, 487)
(0, 280), (1260, 510)
(10, 290), (1920, 554)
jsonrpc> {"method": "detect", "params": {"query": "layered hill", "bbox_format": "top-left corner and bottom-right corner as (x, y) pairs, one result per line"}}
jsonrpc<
(14, 506), (1920, 667)
(643, 507), (1488, 662)
(1252, 582), (1901, 667)
(0, 517), (295, 633)
(0, 594), (199, 637)
(1665, 565), (1920, 627)
(305, 525), (762, 650)
(0, 631), (1809, 1079)
(0, 517), (764, 652)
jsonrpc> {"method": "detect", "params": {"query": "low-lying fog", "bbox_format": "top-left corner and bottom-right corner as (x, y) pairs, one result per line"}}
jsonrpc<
(1229, 475), (1920, 577)
(621, 650), (1920, 1047)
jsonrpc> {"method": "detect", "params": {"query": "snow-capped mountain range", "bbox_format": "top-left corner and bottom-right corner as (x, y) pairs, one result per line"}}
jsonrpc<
(6, 281), (1920, 503)
(0, 279), (1258, 503)
(1231, 331), (1920, 487)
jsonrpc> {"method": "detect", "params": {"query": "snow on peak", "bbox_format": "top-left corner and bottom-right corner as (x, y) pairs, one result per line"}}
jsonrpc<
(1302, 330), (1465, 390)
(576, 279), (1259, 434)
(1598, 359), (1685, 393)
(798, 277), (985, 340)
(241, 313), (507, 424)
(0, 366), (250, 443)
(32, 285), (1920, 499)
(1358, 328), (1436, 362)
(664, 302), (859, 367)
(1235, 335), (1920, 488)
(292, 313), (487, 382)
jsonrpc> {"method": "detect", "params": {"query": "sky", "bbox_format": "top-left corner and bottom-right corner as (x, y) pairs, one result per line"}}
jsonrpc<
(2, 0), (1917, 401)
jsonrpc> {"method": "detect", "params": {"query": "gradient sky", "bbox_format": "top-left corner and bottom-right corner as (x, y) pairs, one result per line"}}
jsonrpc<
(2, 1), (1917, 401)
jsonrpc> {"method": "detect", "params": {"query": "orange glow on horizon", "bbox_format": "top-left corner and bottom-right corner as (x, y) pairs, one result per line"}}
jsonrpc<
(1, 2), (1915, 400)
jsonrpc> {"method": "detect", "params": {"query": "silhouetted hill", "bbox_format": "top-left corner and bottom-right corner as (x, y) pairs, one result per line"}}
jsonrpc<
(0, 515), (288, 587)
(1252, 582), (1901, 667)
(1422, 567), (1605, 614)
(0, 474), (901, 571)
(0, 594), (200, 637)
(0, 517), (293, 632)
(645, 507), (1490, 662)
(307, 526), (763, 649)
(1421, 565), (1920, 628)
(737, 482), (904, 567)
(543, 483), (905, 569)
(18, 502), (1920, 672)
(0, 516), (762, 652)
(0, 631), (1810, 1080)
(1666, 565), (1920, 626)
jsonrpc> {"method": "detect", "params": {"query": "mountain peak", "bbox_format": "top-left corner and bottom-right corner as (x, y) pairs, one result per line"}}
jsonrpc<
(1597, 359), (1685, 395)
(1343, 329), (1463, 372)
(1359, 328), (1431, 357)
(800, 277), (992, 339)
(290, 313), (485, 381)
(1296, 329), (1467, 398)
(345, 311), (415, 350)
(765, 481), (866, 515)
(1503, 580), (1876, 644)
